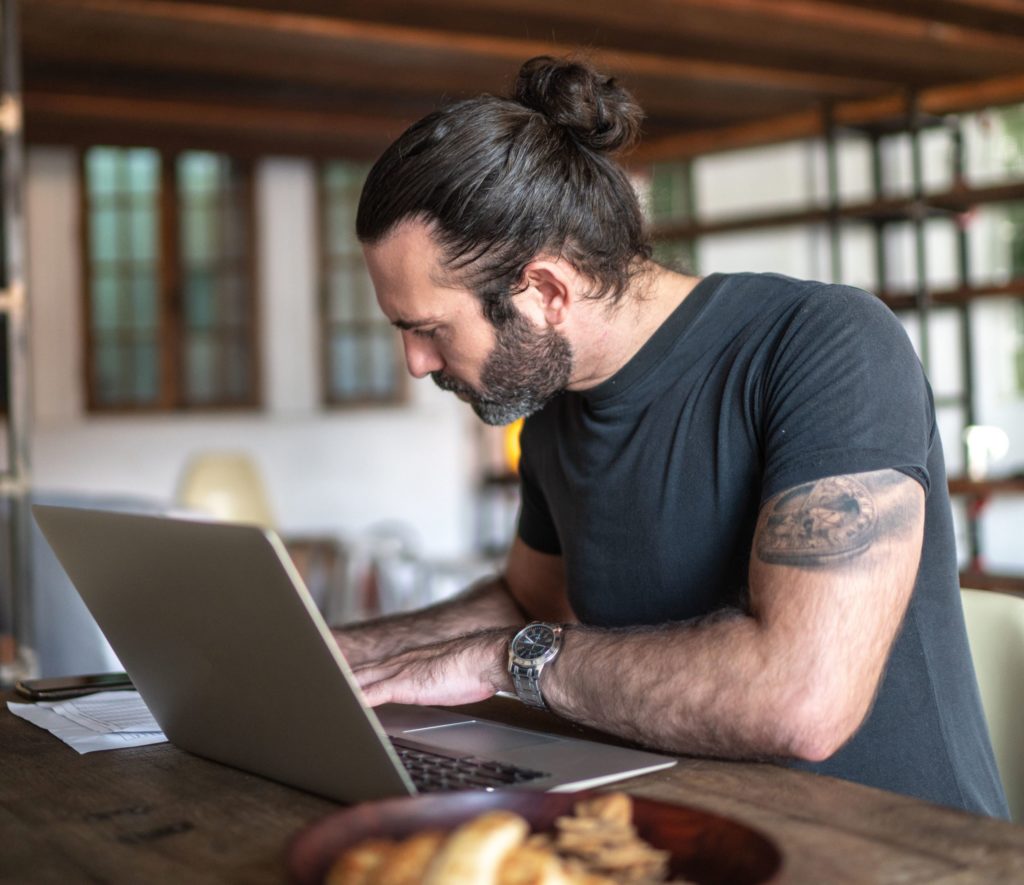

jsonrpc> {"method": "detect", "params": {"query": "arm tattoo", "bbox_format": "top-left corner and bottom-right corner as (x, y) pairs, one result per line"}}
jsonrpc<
(757, 475), (878, 566)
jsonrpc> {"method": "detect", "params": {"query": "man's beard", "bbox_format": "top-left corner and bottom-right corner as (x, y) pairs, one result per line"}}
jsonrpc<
(431, 309), (573, 426)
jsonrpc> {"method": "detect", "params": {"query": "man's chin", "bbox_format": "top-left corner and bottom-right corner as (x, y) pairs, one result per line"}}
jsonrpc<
(470, 394), (552, 426)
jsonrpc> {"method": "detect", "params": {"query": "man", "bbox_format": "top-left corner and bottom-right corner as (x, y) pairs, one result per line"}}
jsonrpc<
(334, 56), (1008, 818)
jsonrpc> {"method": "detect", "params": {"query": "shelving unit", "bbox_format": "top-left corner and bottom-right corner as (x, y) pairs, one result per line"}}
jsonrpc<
(651, 95), (1024, 594)
(0, 0), (33, 685)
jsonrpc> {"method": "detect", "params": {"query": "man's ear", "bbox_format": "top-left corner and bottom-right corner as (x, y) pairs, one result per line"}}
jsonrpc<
(518, 258), (576, 327)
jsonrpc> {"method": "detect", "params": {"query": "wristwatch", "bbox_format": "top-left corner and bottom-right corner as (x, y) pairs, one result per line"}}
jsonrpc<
(508, 622), (564, 710)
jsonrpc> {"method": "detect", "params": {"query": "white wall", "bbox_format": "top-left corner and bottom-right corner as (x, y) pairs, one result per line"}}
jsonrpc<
(26, 148), (480, 557)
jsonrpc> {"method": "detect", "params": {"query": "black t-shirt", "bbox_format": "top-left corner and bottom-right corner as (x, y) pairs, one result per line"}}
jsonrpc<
(517, 271), (1009, 818)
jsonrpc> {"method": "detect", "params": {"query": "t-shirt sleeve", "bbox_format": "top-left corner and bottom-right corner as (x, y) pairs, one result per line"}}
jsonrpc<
(759, 285), (933, 503)
(516, 418), (562, 555)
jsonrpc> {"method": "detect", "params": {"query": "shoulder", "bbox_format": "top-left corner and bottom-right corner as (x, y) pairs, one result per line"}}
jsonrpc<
(738, 275), (912, 351)
(720, 272), (889, 314)
(704, 273), (914, 364)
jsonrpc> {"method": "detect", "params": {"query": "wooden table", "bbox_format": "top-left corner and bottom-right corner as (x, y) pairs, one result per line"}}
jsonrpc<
(2, 690), (1023, 884)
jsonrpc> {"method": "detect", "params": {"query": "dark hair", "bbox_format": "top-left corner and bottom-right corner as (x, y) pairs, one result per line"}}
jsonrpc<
(356, 56), (651, 325)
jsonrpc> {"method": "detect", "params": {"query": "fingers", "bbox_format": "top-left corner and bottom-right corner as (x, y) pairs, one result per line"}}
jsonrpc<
(352, 637), (504, 709)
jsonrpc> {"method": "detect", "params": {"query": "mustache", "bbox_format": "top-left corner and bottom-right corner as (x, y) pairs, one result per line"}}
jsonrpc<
(430, 371), (477, 398)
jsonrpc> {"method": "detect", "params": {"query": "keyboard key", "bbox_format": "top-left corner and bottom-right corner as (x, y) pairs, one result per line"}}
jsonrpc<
(388, 737), (549, 793)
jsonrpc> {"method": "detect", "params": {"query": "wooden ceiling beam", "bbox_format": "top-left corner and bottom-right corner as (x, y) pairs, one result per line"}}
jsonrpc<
(663, 0), (1024, 52)
(22, 62), (442, 122)
(193, 0), (1024, 85)
(24, 92), (412, 143)
(823, 0), (1024, 39)
(633, 71), (1024, 162)
(30, 0), (895, 97)
(206, 0), (1024, 56)
(21, 63), (808, 135)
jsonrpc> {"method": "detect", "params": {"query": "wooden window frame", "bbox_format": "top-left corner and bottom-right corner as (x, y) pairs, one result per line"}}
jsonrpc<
(80, 145), (261, 413)
(316, 159), (406, 409)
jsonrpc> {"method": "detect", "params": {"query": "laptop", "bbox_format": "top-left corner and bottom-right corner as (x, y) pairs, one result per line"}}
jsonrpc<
(32, 505), (676, 803)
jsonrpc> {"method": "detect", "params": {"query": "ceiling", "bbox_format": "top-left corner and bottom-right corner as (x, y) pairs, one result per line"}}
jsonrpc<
(19, 0), (1024, 162)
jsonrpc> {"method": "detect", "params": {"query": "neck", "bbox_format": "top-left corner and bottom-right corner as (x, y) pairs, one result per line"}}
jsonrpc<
(567, 263), (701, 391)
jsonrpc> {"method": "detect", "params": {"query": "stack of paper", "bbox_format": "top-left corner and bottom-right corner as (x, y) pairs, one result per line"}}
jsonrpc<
(7, 690), (168, 754)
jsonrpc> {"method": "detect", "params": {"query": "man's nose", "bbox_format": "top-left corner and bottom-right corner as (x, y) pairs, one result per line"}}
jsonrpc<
(401, 331), (444, 379)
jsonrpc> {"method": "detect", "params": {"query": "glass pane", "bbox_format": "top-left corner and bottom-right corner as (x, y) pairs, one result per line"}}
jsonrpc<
(328, 203), (355, 253)
(354, 267), (378, 321)
(130, 203), (157, 262)
(329, 270), (357, 322)
(94, 340), (123, 403)
(220, 274), (246, 325)
(179, 152), (222, 194)
(370, 330), (397, 395)
(323, 162), (352, 191)
(91, 274), (121, 329)
(131, 273), (158, 330)
(1010, 202), (1024, 277)
(223, 338), (249, 399)
(85, 148), (119, 195)
(126, 150), (159, 194)
(330, 332), (360, 398)
(650, 162), (690, 222)
(132, 336), (160, 401)
(222, 201), (247, 259)
(90, 207), (120, 262)
(184, 271), (216, 328)
(184, 333), (217, 402)
(183, 204), (216, 264)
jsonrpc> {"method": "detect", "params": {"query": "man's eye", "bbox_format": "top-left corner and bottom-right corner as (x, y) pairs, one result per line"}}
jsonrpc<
(414, 327), (439, 340)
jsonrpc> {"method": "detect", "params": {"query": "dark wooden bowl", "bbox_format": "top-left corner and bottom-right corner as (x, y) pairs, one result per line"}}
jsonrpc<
(287, 790), (783, 884)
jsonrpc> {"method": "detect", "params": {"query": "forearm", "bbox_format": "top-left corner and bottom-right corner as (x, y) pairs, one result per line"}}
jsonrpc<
(542, 615), (811, 760)
(333, 575), (526, 666)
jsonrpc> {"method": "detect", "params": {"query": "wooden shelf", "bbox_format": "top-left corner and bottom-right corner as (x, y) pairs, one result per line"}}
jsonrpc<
(878, 278), (1024, 310)
(948, 477), (1024, 497)
(959, 570), (1024, 595)
(480, 471), (519, 489)
(651, 180), (1024, 241)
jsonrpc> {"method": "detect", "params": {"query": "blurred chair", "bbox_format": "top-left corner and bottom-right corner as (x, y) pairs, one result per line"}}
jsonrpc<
(175, 451), (275, 528)
(175, 452), (349, 617)
(961, 588), (1024, 822)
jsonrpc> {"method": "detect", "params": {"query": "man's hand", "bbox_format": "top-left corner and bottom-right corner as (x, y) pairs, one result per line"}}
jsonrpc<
(353, 629), (514, 707)
(331, 576), (527, 668)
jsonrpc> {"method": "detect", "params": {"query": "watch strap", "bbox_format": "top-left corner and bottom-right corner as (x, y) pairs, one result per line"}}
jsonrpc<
(510, 662), (547, 710)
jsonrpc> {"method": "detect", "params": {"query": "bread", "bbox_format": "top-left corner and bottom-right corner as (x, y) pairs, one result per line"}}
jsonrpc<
(325, 838), (395, 885)
(497, 842), (575, 885)
(324, 792), (685, 884)
(422, 810), (530, 885)
(368, 830), (446, 885)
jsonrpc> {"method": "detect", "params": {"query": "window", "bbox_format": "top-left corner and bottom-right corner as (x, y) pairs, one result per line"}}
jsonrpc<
(319, 161), (403, 405)
(83, 147), (258, 410)
(647, 160), (698, 273)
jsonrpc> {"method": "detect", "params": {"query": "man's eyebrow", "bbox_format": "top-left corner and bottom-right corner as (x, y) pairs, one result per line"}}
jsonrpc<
(392, 316), (443, 331)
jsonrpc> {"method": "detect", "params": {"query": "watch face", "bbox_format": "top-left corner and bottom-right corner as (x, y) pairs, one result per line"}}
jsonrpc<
(512, 623), (555, 660)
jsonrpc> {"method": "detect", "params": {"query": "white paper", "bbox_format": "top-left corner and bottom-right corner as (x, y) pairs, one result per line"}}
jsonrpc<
(7, 690), (168, 754)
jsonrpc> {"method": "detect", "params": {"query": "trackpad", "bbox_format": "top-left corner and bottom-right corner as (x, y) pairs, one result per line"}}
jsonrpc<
(406, 721), (560, 755)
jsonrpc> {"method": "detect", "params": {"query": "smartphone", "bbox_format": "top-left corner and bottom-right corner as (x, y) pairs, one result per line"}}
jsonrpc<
(14, 672), (134, 701)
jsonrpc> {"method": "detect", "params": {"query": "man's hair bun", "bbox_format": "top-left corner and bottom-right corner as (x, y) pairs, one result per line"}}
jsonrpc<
(512, 56), (643, 154)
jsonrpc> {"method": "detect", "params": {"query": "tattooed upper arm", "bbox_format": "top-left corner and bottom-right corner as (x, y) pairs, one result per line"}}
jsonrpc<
(756, 470), (924, 569)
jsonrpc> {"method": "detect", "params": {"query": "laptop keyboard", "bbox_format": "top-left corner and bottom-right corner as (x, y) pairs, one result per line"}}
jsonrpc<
(389, 737), (549, 792)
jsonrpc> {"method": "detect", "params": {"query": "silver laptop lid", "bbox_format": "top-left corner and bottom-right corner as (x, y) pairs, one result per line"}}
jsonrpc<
(32, 504), (416, 803)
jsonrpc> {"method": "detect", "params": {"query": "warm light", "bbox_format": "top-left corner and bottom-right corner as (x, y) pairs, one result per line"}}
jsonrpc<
(503, 418), (524, 474)
(963, 425), (1010, 481)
